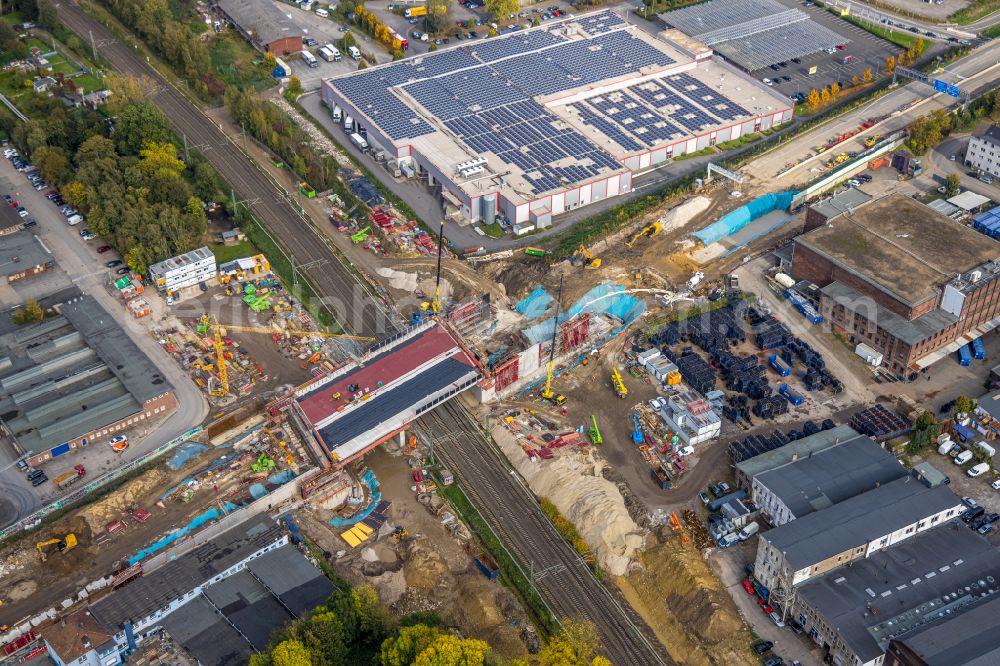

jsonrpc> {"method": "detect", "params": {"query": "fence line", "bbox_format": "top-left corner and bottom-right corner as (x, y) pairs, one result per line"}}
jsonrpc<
(0, 426), (204, 542)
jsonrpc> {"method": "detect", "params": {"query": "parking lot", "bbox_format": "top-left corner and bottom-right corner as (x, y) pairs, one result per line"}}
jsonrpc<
(748, 0), (903, 100)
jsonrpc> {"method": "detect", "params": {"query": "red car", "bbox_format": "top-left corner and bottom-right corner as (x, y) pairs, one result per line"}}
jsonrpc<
(8, 199), (16, 207)
(97, 245), (111, 253)
(761, 605), (773, 615)
(742, 580), (755, 594)
(553, 9), (561, 16)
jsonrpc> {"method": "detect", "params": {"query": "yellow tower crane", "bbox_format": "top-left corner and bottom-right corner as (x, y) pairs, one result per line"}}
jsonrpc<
(196, 315), (374, 396)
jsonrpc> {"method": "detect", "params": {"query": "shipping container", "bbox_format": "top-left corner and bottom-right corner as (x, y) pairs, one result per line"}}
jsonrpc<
(854, 342), (883, 366)
(779, 383), (804, 406)
(768, 354), (790, 377)
(958, 344), (972, 366)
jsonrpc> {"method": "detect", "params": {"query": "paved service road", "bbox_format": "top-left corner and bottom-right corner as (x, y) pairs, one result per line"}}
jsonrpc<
(419, 400), (671, 666)
(55, 0), (397, 339)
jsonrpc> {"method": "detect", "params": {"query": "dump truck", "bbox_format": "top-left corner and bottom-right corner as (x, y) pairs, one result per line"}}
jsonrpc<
(53, 464), (86, 490)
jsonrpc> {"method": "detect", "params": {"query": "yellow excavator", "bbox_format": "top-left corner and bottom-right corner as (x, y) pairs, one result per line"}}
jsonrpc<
(625, 221), (662, 249)
(37, 534), (77, 562)
(573, 245), (602, 269)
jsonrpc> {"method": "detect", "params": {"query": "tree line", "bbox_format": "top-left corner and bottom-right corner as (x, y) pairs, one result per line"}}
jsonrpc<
(10, 82), (220, 274)
(251, 581), (612, 666)
(225, 85), (340, 193)
(907, 89), (999, 155)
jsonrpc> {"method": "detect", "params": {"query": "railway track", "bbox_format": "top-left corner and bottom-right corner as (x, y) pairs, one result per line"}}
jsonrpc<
(55, 0), (397, 339)
(57, 4), (671, 660)
(418, 401), (671, 666)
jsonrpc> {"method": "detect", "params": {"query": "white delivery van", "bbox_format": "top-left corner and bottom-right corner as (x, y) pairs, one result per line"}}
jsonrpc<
(737, 522), (760, 541)
(300, 50), (318, 68)
(938, 440), (956, 456)
(315, 7), (329, 18)
(968, 462), (990, 477)
(976, 441), (996, 458)
(330, 45), (342, 61)
(955, 450), (974, 465)
(348, 45), (361, 60)
(67, 214), (83, 226)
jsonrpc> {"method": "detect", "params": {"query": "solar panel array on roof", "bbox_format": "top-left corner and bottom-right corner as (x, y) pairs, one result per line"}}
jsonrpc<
(577, 11), (627, 35)
(571, 103), (645, 152)
(661, 72), (750, 121)
(469, 29), (566, 63)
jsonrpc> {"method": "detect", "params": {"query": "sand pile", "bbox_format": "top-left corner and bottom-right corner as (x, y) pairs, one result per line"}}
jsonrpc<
(377, 267), (420, 291)
(619, 539), (756, 666)
(492, 427), (642, 576)
(661, 196), (711, 233)
(78, 468), (167, 533)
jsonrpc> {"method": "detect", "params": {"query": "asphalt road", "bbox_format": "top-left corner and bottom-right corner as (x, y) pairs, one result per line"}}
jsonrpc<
(0, 157), (209, 527)
(54, 0), (397, 339)
(419, 400), (671, 666)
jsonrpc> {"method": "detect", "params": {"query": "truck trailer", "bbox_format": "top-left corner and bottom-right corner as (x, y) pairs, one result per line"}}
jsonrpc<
(54, 464), (86, 490)
(350, 133), (369, 153)
(405, 6), (427, 17)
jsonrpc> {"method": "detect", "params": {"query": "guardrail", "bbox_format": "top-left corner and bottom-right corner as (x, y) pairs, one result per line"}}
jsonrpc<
(0, 426), (204, 542)
(0, 91), (27, 122)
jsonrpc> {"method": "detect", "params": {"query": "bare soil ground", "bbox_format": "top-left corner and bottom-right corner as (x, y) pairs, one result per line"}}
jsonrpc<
(618, 533), (758, 666)
(296, 447), (533, 661)
(0, 442), (249, 628)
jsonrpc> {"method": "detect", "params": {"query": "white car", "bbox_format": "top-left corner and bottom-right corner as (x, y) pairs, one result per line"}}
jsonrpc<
(3, 148), (16, 158)
(969, 462), (990, 477)
(108, 435), (129, 452)
(955, 450), (974, 465)
(991, 479), (1000, 491)
(762, 78), (773, 86)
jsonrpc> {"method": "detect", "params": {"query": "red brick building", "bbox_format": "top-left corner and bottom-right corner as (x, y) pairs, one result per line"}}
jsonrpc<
(215, 0), (302, 56)
(791, 193), (1000, 372)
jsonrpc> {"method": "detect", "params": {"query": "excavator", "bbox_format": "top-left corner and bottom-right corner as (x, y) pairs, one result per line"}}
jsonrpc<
(540, 276), (566, 406)
(572, 245), (601, 269)
(37, 534), (77, 562)
(625, 220), (662, 249)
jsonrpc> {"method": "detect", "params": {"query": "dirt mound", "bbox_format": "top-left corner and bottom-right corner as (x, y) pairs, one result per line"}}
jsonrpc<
(401, 539), (449, 594)
(78, 468), (168, 534)
(618, 538), (755, 666)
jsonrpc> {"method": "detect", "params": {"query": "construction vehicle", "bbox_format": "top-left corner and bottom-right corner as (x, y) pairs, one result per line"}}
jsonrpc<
(524, 247), (546, 257)
(625, 221), (662, 248)
(611, 367), (628, 399)
(589, 415), (603, 445)
(53, 464), (86, 491)
(251, 453), (276, 473)
(540, 276), (566, 406)
(630, 412), (644, 444)
(263, 426), (295, 466)
(864, 134), (882, 148)
(572, 245), (601, 269)
(36, 534), (77, 562)
(300, 352), (322, 368)
(420, 222), (445, 314)
(350, 226), (371, 244)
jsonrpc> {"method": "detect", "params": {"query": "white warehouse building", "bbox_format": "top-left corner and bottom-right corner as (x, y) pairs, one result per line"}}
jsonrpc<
(656, 390), (721, 445)
(321, 10), (792, 230)
(148, 246), (217, 293)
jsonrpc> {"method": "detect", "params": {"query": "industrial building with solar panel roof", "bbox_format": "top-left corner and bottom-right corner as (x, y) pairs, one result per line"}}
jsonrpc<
(321, 10), (792, 233)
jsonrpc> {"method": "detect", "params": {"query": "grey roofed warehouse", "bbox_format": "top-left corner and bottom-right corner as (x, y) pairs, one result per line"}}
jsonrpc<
(0, 294), (175, 464)
(214, 0), (303, 54)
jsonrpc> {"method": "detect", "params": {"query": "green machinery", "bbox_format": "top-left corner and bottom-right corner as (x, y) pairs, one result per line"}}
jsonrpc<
(589, 415), (602, 445)
(251, 453), (276, 473)
(351, 226), (371, 244)
(524, 247), (546, 257)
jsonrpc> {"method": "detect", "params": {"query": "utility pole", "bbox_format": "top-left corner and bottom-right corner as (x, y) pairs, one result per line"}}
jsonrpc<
(90, 30), (97, 61)
(183, 133), (190, 163)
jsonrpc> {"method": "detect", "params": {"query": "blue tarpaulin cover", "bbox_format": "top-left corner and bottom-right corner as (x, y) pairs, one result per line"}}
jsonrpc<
(694, 191), (797, 246)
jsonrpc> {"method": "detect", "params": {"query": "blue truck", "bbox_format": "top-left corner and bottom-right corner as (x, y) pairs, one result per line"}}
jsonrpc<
(779, 383), (804, 406)
(972, 338), (986, 360)
(958, 344), (972, 366)
(768, 354), (791, 377)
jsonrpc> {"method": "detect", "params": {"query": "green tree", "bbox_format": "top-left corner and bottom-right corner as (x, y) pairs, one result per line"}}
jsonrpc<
(945, 173), (961, 196)
(428, 41), (438, 51)
(286, 75), (303, 98)
(192, 161), (220, 200)
(391, 47), (404, 60)
(954, 395), (976, 414)
(0, 22), (21, 55)
(353, 584), (390, 642)
(380, 624), (439, 666)
(25, 298), (43, 321)
(535, 620), (604, 666)
(425, 0), (452, 33)
(115, 102), (173, 155)
(37, 0), (58, 29)
(358, 59), (368, 69)
(806, 88), (820, 111)
(485, 0), (519, 20)
(33, 146), (69, 184)
(14, 0), (39, 21)
(413, 634), (488, 666)
(271, 639), (312, 666)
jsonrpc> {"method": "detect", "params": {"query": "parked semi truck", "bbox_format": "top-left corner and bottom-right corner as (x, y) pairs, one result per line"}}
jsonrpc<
(300, 50), (318, 68)
(54, 464), (86, 490)
(350, 133), (369, 153)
